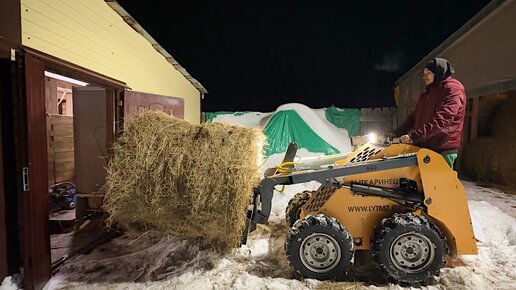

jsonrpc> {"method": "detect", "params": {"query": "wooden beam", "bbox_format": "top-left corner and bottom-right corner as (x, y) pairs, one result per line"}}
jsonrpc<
(470, 96), (480, 142)
(105, 90), (115, 158)
(0, 0), (21, 58)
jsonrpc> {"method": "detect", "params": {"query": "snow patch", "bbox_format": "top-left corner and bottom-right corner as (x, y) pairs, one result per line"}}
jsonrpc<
(0, 276), (22, 290)
(508, 222), (516, 246)
(463, 180), (516, 218)
(44, 182), (516, 290)
(249, 239), (269, 258)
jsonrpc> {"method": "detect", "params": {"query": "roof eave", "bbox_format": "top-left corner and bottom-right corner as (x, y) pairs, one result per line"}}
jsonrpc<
(105, 0), (208, 94)
(395, 0), (507, 86)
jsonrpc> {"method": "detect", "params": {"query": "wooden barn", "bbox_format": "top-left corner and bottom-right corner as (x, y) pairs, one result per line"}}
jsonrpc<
(0, 1), (207, 289)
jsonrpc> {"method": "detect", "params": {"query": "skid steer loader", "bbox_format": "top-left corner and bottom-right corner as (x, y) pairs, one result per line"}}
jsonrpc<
(243, 140), (477, 285)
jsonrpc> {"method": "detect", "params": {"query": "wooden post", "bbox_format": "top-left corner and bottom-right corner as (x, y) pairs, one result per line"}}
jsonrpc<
(470, 96), (480, 142)
(456, 127), (467, 172)
(105, 89), (115, 158)
(0, 65), (8, 283)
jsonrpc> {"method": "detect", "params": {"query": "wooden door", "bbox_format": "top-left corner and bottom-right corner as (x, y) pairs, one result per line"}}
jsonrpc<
(23, 53), (51, 290)
(15, 49), (124, 290)
(73, 87), (108, 201)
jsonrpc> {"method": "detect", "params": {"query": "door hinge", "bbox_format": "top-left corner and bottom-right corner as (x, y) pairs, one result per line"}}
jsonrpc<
(117, 100), (123, 107)
(22, 167), (30, 191)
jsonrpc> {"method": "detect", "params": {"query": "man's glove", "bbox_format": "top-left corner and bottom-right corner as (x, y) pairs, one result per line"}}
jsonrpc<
(400, 134), (414, 144)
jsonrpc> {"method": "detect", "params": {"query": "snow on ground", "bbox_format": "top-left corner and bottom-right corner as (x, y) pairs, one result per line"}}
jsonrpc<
(43, 178), (516, 290)
(462, 180), (516, 218)
(0, 275), (22, 290)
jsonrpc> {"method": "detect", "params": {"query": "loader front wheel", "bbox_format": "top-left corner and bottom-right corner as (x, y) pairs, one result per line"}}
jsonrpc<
(285, 191), (312, 227)
(372, 213), (446, 285)
(285, 214), (354, 281)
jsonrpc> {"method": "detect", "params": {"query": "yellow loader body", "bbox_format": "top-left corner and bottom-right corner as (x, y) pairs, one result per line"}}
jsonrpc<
(300, 144), (477, 255)
(245, 142), (477, 284)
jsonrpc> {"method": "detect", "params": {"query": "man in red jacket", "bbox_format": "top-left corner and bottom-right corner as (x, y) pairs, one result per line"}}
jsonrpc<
(394, 58), (466, 168)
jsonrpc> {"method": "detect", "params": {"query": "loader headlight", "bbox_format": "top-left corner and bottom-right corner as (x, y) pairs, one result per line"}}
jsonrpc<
(368, 132), (378, 143)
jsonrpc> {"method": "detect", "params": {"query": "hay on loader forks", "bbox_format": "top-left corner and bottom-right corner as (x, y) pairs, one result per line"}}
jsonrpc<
(103, 110), (265, 250)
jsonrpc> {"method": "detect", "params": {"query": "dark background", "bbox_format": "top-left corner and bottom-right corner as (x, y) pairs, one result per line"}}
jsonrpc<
(118, 0), (490, 112)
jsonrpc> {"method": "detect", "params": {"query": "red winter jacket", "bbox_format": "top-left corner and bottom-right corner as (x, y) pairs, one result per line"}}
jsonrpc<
(394, 77), (467, 152)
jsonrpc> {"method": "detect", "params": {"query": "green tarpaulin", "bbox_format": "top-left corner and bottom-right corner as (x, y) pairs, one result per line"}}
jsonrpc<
(324, 106), (361, 136)
(263, 110), (339, 156)
(204, 111), (249, 123)
(205, 106), (361, 156)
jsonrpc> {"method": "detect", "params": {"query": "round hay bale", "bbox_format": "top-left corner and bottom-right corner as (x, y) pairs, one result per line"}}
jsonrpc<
(103, 110), (266, 250)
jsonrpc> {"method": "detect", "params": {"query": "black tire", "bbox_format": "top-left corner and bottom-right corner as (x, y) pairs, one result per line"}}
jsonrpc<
(285, 191), (312, 227)
(285, 214), (354, 280)
(371, 213), (447, 285)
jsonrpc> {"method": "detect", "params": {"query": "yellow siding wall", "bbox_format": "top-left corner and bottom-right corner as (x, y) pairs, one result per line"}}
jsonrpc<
(21, 0), (201, 123)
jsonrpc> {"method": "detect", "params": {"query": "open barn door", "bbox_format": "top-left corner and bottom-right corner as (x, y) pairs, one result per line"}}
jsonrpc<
(72, 87), (109, 218)
(22, 52), (52, 290)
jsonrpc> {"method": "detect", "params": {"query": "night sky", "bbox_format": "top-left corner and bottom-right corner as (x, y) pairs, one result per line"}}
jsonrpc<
(118, 1), (490, 112)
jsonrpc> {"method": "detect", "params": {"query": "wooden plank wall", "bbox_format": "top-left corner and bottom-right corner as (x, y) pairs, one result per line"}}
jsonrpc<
(360, 107), (397, 135)
(47, 115), (74, 185)
(45, 77), (73, 116)
(21, 0), (201, 123)
(461, 94), (509, 143)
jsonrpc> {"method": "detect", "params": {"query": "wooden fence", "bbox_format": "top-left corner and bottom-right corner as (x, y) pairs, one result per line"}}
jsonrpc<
(359, 107), (398, 135)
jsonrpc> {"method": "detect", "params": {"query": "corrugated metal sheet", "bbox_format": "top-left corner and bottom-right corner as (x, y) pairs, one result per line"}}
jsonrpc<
(21, 0), (203, 123)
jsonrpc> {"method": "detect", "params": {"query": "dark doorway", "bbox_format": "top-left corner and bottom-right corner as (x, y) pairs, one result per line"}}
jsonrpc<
(0, 57), (24, 284)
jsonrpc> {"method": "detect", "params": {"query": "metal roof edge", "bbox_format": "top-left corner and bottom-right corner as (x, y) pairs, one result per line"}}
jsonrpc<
(395, 0), (508, 86)
(105, 0), (208, 94)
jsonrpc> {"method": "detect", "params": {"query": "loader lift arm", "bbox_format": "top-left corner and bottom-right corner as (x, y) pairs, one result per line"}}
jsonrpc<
(242, 153), (419, 244)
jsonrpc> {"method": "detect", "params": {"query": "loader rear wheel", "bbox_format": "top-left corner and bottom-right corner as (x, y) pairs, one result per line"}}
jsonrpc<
(372, 213), (446, 285)
(285, 214), (354, 280)
(285, 191), (313, 227)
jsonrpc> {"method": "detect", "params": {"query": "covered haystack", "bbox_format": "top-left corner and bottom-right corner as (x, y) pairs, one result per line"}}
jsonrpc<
(103, 110), (265, 250)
